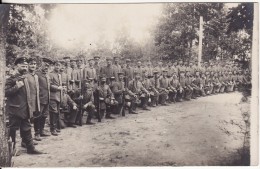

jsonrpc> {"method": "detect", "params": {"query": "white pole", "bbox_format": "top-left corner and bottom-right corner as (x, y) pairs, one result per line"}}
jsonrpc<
(198, 16), (203, 68)
(250, 2), (258, 166)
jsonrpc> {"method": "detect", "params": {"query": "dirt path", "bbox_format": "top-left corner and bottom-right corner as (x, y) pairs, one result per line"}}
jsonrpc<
(13, 92), (246, 166)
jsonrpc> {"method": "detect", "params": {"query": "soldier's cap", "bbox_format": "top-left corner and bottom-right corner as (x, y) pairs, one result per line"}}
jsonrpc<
(28, 57), (37, 63)
(70, 59), (77, 62)
(118, 72), (124, 76)
(77, 59), (83, 62)
(195, 70), (200, 72)
(75, 80), (81, 84)
(94, 56), (100, 59)
(113, 56), (120, 59)
(125, 59), (131, 62)
(110, 76), (116, 80)
(153, 70), (159, 74)
(88, 58), (94, 62)
(69, 80), (75, 83)
(148, 75), (154, 78)
(63, 56), (70, 60)
(88, 77), (94, 81)
(42, 57), (53, 65)
(162, 69), (168, 72)
(106, 57), (113, 61)
(134, 71), (141, 75)
(14, 56), (28, 65)
(59, 60), (66, 64)
(62, 82), (67, 86)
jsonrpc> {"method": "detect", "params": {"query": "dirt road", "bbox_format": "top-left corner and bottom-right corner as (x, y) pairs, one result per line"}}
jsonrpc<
(13, 92), (246, 166)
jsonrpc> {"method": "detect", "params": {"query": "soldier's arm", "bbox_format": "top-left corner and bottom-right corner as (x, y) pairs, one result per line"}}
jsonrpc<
(67, 94), (77, 107)
(49, 74), (60, 92)
(5, 77), (20, 97)
(112, 83), (122, 95)
(107, 86), (114, 97)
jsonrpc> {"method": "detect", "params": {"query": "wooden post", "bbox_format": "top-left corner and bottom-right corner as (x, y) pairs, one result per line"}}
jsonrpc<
(198, 16), (203, 68)
(0, 4), (11, 167)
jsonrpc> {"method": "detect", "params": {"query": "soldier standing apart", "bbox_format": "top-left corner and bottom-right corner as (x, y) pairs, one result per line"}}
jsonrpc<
(5, 57), (42, 154)
(34, 58), (52, 141)
(49, 60), (63, 136)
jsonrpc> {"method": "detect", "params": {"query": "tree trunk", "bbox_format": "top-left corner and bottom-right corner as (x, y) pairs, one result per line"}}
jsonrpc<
(0, 4), (10, 167)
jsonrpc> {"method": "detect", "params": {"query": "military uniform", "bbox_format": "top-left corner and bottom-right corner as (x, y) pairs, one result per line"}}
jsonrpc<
(5, 57), (42, 154)
(128, 72), (150, 111)
(49, 62), (62, 136)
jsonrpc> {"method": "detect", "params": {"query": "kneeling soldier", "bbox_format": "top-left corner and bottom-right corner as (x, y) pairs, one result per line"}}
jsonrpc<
(96, 75), (116, 120)
(128, 72), (150, 111)
(81, 79), (96, 125)
(60, 83), (78, 128)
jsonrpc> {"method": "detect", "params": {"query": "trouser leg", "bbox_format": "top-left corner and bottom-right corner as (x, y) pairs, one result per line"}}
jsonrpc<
(141, 96), (148, 108)
(49, 112), (58, 132)
(68, 109), (78, 124)
(33, 116), (41, 136)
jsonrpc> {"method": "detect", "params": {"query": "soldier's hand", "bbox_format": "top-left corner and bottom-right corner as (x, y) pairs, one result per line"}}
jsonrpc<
(73, 105), (77, 110)
(134, 94), (137, 98)
(78, 95), (83, 100)
(16, 81), (24, 88)
(83, 104), (88, 109)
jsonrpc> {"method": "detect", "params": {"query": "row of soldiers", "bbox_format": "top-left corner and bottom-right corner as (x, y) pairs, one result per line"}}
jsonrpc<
(5, 55), (251, 155)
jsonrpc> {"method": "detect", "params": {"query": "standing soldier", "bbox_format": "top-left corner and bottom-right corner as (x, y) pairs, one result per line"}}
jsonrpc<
(77, 58), (84, 80)
(83, 58), (97, 81)
(34, 57), (52, 141)
(49, 60), (63, 136)
(69, 59), (80, 91)
(94, 56), (101, 80)
(63, 56), (72, 85)
(24, 57), (41, 142)
(123, 58), (134, 87)
(100, 57), (116, 85)
(135, 60), (144, 81)
(5, 56), (42, 154)
(113, 56), (122, 81)
(145, 61), (154, 78)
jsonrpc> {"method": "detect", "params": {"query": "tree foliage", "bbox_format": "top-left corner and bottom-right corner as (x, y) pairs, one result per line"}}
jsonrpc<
(153, 3), (253, 62)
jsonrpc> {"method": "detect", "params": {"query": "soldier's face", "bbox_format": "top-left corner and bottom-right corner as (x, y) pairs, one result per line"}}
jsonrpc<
(114, 58), (119, 63)
(88, 60), (93, 66)
(119, 75), (124, 81)
(28, 61), (37, 71)
(62, 86), (67, 93)
(41, 62), (50, 73)
(17, 63), (28, 75)
(107, 60), (112, 65)
(60, 65), (65, 72)
(54, 63), (61, 71)
(137, 62), (141, 67)
(135, 74), (140, 80)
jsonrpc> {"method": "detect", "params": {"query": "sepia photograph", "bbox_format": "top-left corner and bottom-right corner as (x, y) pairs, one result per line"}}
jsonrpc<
(0, 1), (258, 167)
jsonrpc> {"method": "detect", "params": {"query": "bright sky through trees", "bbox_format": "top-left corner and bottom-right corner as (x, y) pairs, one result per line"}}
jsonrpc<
(47, 4), (163, 50)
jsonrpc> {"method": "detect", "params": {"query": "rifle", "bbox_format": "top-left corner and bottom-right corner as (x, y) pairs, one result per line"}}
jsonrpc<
(96, 79), (101, 122)
(119, 78), (126, 116)
(79, 80), (83, 126)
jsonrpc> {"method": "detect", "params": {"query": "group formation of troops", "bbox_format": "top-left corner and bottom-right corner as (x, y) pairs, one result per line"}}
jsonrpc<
(5, 54), (251, 155)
